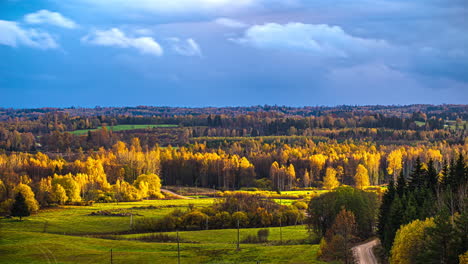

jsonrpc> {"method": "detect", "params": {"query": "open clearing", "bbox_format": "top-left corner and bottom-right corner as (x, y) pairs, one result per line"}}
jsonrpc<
(0, 197), (329, 264)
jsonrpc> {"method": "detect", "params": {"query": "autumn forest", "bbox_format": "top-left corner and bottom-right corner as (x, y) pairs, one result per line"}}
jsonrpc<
(0, 105), (467, 263)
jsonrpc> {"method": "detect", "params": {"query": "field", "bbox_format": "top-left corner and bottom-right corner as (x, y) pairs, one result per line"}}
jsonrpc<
(0, 197), (329, 264)
(69, 124), (178, 135)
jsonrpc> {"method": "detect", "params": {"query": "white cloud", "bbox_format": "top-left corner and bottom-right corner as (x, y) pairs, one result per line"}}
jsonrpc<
(214, 18), (248, 28)
(24, 10), (77, 29)
(0, 20), (59, 49)
(168, 38), (202, 57)
(81, 28), (163, 56)
(232, 22), (389, 58)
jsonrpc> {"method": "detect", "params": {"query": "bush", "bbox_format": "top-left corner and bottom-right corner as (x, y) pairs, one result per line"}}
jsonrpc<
(183, 210), (208, 230)
(132, 233), (179, 243)
(257, 229), (270, 242)
(132, 217), (159, 232)
(0, 199), (13, 216)
(242, 229), (270, 243)
(211, 211), (232, 228)
(292, 201), (308, 210)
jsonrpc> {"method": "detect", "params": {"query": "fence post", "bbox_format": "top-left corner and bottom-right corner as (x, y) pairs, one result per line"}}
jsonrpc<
(110, 249), (113, 264)
(237, 219), (240, 251)
(177, 231), (181, 264)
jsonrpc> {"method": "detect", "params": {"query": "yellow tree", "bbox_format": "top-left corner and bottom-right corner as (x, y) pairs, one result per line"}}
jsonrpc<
(355, 164), (370, 189)
(287, 164), (296, 190)
(387, 149), (404, 181)
(51, 184), (68, 205)
(133, 173), (163, 198)
(390, 218), (435, 264)
(323, 167), (339, 190)
(14, 183), (39, 212)
(303, 170), (311, 187)
(270, 161), (280, 190)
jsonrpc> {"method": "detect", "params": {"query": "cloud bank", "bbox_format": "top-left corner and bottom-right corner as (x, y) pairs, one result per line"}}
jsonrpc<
(232, 23), (390, 58)
(81, 28), (163, 56)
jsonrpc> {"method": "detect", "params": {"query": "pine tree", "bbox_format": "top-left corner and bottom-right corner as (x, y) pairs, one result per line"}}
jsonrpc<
(418, 210), (458, 264)
(11, 192), (30, 221)
(425, 159), (439, 192)
(396, 171), (406, 197)
(408, 157), (425, 190)
(378, 180), (395, 245)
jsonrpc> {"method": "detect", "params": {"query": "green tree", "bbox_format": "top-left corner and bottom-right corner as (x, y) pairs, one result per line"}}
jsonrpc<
(323, 208), (357, 263)
(390, 218), (434, 264)
(418, 210), (459, 263)
(11, 192), (30, 221)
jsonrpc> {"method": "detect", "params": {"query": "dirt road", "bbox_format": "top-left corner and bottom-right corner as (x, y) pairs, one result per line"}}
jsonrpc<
(161, 189), (193, 199)
(352, 238), (379, 264)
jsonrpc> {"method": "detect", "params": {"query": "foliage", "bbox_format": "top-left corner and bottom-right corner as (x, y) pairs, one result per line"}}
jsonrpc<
(320, 209), (357, 263)
(307, 186), (379, 238)
(323, 167), (339, 190)
(11, 192), (30, 220)
(390, 218), (435, 264)
(14, 183), (39, 213)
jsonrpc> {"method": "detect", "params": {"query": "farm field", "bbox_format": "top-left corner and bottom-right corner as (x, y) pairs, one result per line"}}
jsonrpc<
(0, 197), (328, 264)
(69, 124), (178, 135)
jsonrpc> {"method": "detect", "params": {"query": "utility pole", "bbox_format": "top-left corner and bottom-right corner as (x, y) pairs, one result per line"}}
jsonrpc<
(110, 249), (113, 264)
(177, 231), (181, 264)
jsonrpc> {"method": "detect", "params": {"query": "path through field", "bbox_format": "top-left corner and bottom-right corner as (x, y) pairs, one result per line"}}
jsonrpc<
(161, 189), (193, 199)
(352, 238), (379, 264)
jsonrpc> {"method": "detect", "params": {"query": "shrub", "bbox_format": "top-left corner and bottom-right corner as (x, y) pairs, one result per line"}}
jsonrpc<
(211, 211), (232, 228)
(241, 229), (270, 243)
(133, 233), (180, 243)
(183, 210), (208, 230)
(292, 201), (308, 210)
(257, 229), (270, 242)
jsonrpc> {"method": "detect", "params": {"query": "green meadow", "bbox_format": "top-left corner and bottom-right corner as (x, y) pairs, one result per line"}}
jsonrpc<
(0, 198), (328, 264)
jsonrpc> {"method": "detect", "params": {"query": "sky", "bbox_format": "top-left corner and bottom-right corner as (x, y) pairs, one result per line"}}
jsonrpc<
(0, 0), (467, 108)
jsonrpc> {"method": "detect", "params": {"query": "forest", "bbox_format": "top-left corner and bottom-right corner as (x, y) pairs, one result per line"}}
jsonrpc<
(0, 105), (467, 263)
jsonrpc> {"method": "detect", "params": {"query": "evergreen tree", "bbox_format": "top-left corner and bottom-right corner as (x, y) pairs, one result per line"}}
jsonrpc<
(408, 157), (425, 190)
(378, 180), (395, 245)
(384, 194), (404, 252)
(396, 171), (406, 197)
(418, 210), (458, 264)
(11, 192), (30, 221)
(425, 159), (439, 192)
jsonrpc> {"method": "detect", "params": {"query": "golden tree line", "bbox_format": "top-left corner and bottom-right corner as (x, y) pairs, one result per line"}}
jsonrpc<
(0, 139), (467, 212)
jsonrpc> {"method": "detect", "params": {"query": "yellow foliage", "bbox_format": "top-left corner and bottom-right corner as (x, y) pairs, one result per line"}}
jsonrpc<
(323, 167), (339, 190)
(390, 218), (435, 264)
(14, 183), (39, 212)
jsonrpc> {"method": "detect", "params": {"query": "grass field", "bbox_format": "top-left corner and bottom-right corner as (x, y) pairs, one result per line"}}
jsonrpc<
(69, 124), (178, 135)
(0, 197), (329, 263)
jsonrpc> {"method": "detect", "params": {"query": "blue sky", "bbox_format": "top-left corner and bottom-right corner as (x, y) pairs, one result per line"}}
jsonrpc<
(0, 0), (467, 108)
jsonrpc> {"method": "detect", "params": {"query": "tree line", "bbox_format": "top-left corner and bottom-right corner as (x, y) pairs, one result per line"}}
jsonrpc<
(378, 154), (467, 263)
